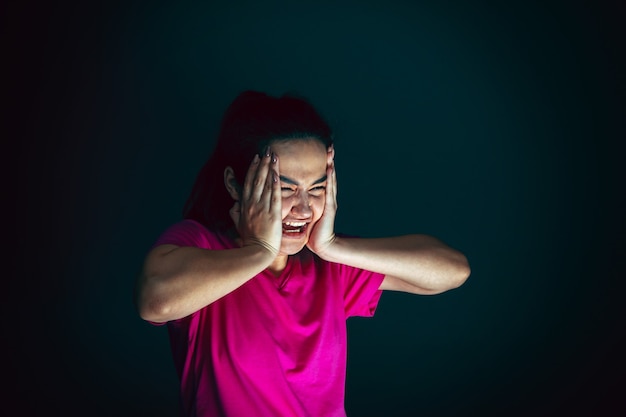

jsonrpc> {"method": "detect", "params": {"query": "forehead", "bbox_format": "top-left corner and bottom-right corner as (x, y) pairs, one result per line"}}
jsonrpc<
(270, 139), (327, 182)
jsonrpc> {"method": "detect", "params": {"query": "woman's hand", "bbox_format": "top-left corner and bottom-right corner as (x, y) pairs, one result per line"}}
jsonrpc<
(229, 147), (283, 257)
(307, 145), (337, 257)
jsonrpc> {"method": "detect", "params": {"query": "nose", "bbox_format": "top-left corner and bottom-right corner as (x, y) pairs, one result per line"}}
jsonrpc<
(290, 193), (312, 218)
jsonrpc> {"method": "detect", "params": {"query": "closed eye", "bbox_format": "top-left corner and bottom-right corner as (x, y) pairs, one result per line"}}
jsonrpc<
(309, 186), (326, 195)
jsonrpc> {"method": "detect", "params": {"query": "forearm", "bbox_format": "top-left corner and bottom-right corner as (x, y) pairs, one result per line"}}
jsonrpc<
(318, 235), (470, 293)
(136, 244), (273, 323)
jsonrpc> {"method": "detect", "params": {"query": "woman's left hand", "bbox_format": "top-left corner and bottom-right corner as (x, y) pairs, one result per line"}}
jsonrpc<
(307, 146), (337, 257)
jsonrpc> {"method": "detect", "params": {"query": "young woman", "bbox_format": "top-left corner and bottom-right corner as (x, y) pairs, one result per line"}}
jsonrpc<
(135, 91), (470, 417)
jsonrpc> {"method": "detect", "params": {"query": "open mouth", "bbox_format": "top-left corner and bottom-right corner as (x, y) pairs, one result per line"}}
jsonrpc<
(282, 221), (308, 235)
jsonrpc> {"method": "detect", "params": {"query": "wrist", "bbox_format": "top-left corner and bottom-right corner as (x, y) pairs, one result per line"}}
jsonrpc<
(242, 238), (278, 262)
(310, 234), (338, 261)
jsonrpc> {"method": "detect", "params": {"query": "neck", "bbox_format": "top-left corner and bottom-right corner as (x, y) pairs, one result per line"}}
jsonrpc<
(268, 255), (288, 276)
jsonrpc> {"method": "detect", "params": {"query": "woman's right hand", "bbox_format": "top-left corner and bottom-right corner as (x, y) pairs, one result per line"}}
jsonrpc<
(229, 147), (283, 257)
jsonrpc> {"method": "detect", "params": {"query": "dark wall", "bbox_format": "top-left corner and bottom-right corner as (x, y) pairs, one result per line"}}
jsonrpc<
(8, 1), (625, 416)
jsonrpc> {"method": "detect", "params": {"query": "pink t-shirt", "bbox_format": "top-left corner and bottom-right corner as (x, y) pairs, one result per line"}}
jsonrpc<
(151, 219), (384, 417)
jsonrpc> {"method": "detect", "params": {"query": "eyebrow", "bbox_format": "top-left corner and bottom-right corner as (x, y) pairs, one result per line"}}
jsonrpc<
(279, 174), (327, 186)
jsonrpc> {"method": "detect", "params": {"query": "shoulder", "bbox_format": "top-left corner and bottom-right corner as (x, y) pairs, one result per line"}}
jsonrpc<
(152, 219), (233, 250)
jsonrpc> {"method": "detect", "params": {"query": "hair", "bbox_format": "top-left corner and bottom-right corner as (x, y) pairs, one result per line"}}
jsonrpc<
(183, 90), (334, 231)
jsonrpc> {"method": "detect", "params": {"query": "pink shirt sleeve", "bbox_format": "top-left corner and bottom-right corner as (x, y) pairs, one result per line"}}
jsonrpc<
(146, 220), (215, 327)
(152, 219), (214, 249)
(337, 262), (385, 318)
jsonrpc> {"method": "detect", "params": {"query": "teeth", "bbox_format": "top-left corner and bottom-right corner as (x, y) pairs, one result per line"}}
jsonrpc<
(284, 222), (306, 227)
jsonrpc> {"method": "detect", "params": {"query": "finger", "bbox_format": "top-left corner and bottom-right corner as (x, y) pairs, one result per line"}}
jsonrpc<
(327, 161), (337, 208)
(327, 144), (335, 165)
(229, 201), (241, 228)
(260, 152), (276, 207)
(269, 153), (281, 215)
(242, 154), (260, 201)
(250, 146), (272, 202)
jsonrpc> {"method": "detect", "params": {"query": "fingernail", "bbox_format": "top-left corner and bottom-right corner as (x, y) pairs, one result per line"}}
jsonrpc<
(265, 146), (271, 157)
(271, 152), (277, 163)
(253, 154), (259, 163)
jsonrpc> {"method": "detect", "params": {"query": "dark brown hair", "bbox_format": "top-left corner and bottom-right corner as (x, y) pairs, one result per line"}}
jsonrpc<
(183, 90), (334, 231)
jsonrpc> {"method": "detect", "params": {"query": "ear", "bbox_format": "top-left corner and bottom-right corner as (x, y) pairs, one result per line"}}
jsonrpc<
(223, 166), (241, 201)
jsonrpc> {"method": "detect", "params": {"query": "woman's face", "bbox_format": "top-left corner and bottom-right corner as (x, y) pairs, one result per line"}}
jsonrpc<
(271, 138), (329, 256)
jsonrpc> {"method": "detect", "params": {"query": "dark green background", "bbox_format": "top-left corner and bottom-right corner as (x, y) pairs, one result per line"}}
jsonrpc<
(8, 1), (625, 416)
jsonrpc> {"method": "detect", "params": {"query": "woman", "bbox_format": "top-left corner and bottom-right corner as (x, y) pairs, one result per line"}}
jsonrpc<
(135, 91), (470, 417)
